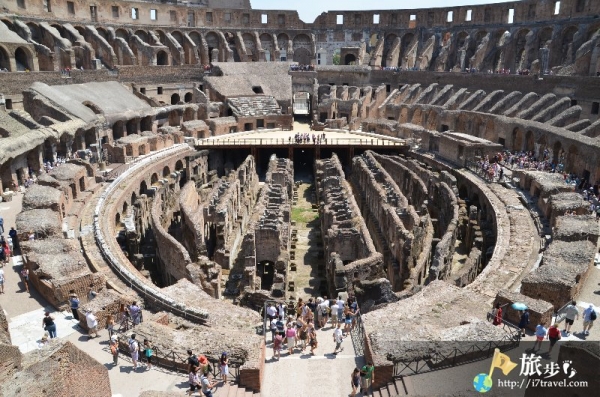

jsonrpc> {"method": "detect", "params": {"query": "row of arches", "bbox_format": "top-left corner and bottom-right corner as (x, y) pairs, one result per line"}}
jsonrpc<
(0, 45), (34, 71)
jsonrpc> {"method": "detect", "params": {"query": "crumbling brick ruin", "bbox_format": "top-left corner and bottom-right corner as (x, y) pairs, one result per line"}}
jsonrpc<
(1, 0), (600, 393)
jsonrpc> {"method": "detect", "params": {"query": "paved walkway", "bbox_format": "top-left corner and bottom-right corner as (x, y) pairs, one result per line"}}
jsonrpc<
(261, 320), (365, 397)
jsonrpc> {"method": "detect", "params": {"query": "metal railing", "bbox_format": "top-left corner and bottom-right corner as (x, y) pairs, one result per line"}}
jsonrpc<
(392, 309), (520, 377)
(351, 312), (366, 356)
(393, 337), (519, 377)
(197, 137), (404, 147)
(110, 316), (241, 381)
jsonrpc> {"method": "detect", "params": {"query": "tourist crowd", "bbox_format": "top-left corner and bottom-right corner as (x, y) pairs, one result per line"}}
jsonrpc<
(289, 64), (315, 71)
(291, 132), (327, 144)
(471, 149), (600, 218)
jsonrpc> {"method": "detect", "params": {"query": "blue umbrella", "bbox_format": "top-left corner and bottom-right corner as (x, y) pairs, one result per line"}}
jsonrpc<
(511, 302), (527, 311)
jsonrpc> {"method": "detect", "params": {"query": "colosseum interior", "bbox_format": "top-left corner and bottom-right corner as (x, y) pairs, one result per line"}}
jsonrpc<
(0, 0), (599, 396)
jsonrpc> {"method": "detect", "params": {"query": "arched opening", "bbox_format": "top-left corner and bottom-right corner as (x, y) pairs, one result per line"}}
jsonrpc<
(115, 212), (121, 228)
(140, 180), (148, 195)
(257, 260), (275, 291)
(175, 160), (184, 171)
(151, 173), (159, 185)
(512, 128), (524, 151)
(566, 145), (578, 173)
(140, 116), (153, 132)
(525, 131), (535, 153)
(131, 192), (137, 206)
(122, 201), (129, 215)
(15, 47), (31, 71)
(344, 54), (356, 65)
(293, 47), (311, 65)
(135, 30), (149, 43)
(0, 46), (11, 71)
(184, 92), (193, 103)
(112, 121), (125, 140)
(156, 50), (168, 66)
(171, 93), (180, 105)
(126, 119), (138, 135)
(552, 141), (563, 164)
(162, 166), (170, 178)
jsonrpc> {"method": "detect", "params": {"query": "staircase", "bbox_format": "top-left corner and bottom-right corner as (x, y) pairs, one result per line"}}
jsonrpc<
(373, 376), (414, 397)
(213, 381), (260, 397)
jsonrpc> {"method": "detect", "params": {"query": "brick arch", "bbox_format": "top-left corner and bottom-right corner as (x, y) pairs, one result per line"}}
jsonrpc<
(512, 127), (525, 151)
(259, 33), (275, 61)
(15, 46), (34, 71)
(115, 28), (129, 40)
(134, 29), (149, 44)
(171, 30), (184, 45)
(0, 44), (11, 71)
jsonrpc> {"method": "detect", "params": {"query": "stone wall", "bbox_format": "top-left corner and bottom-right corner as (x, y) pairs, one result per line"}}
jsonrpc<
(351, 151), (433, 291)
(315, 154), (383, 297)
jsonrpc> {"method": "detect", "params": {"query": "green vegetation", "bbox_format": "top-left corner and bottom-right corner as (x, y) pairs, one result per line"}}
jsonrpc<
(292, 207), (319, 224)
(332, 53), (340, 65)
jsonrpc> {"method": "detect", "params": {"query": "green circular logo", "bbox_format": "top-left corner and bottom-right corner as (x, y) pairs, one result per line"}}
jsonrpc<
(473, 373), (493, 393)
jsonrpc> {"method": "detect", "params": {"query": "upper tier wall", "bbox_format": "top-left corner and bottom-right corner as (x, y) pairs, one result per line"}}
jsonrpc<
(4, 0), (600, 28)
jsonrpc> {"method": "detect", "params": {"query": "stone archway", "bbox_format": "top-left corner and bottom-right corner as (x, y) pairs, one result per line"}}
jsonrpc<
(344, 54), (356, 65)
(293, 47), (311, 65)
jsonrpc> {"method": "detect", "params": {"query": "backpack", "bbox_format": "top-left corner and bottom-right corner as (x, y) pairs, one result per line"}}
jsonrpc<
(188, 354), (199, 367)
(129, 340), (137, 353)
(591, 310), (597, 321)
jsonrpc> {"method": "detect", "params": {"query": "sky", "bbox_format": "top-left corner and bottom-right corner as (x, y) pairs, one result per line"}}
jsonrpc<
(251, 0), (516, 23)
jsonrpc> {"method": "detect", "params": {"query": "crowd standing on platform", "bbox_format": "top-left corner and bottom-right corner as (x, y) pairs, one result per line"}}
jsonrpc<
(291, 132), (327, 144)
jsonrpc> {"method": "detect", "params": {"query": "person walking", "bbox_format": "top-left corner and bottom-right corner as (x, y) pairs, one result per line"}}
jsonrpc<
(533, 322), (547, 351)
(200, 371), (217, 397)
(272, 332), (283, 360)
(343, 305), (354, 335)
(0, 216), (4, 234)
(563, 301), (579, 336)
(69, 293), (80, 321)
(109, 336), (119, 366)
(330, 300), (339, 327)
(85, 309), (99, 339)
(128, 334), (139, 370)
(308, 325), (318, 355)
(0, 264), (5, 294)
(106, 314), (115, 339)
(582, 305), (596, 336)
(128, 302), (142, 325)
(492, 303), (503, 326)
(360, 362), (375, 396)
(42, 312), (57, 339)
(518, 309), (530, 338)
(350, 368), (361, 397)
(547, 323), (561, 354)
(286, 322), (296, 355)
(20, 266), (29, 293)
(219, 352), (229, 383)
(8, 227), (19, 255)
(187, 366), (201, 396)
(143, 339), (153, 370)
(333, 323), (344, 355)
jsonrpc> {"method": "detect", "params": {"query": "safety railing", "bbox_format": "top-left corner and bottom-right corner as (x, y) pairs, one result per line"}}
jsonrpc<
(110, 322), (240, 382)
(196, 137), (404, 146)
(392, 337), (519, 377)
(351, 311), (366, 357)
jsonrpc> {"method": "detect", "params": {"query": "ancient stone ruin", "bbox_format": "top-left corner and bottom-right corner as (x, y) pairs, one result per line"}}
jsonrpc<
(0, 0), (599, 394)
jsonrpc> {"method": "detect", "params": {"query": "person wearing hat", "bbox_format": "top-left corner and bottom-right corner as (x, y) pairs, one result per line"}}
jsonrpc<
(69, 293), (80, 321)
(109, 336), (119, 366)
(219, 352), (229, 383)
(198, 354), (211, 377)
(85, 309), (99, 339)
(582, 304), (596, 336)
(42, 311), (57, 339)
